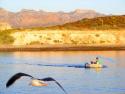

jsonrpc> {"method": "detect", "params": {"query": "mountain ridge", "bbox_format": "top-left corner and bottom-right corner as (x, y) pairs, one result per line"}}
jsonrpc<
(0, 8), (105, 28)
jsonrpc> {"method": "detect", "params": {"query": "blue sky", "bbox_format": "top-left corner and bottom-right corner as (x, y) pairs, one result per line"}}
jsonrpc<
(0, 0), (125, 14)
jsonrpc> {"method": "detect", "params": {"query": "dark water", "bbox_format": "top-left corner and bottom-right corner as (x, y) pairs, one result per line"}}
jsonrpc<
(0, 51), (125, 94)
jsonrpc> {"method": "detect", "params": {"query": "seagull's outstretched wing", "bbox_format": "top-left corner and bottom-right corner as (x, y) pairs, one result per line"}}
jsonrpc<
(40, 77), (68, 94)
(6, 72), (33, 88)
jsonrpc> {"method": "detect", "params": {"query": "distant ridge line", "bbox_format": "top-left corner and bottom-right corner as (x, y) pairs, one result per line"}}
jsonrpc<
(0, 8), (105, 28)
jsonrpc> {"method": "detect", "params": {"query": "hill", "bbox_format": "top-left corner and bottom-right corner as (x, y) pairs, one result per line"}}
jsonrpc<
(0, 15), (125, 46)
(42, 15), (125, 30)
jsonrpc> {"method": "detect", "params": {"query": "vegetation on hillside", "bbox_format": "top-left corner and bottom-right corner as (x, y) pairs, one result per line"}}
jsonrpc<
(0, 31), (14, 44)
(34, 15), (125, 30)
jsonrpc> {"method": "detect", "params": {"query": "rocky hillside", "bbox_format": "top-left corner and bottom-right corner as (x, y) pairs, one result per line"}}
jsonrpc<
(0, 8), (104, 28)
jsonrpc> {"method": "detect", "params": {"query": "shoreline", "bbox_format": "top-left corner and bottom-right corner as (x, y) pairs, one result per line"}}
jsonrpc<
(0, 45), (125, 51)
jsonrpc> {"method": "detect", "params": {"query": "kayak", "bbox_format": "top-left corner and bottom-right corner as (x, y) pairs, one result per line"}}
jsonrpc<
(85, 63), (105, 68)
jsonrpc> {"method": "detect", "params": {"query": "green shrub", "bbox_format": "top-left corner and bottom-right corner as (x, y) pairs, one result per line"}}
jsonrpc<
(0, 31), (14, 44)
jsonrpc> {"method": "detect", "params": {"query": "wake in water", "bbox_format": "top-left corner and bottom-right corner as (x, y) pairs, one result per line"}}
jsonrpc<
(25, 63), (107, 68)
(25, 63), (85, 68)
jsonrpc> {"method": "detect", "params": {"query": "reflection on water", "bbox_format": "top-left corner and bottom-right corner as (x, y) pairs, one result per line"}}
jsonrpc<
(0, 51), (125, 94)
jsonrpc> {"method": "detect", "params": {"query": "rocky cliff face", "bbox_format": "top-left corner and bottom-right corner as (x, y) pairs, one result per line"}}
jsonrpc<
(0, 8), (105, 28)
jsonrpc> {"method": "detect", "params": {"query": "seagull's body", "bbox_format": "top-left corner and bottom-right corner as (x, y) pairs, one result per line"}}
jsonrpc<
(6, 72), (68, 94)
(30, 79), (48, 86)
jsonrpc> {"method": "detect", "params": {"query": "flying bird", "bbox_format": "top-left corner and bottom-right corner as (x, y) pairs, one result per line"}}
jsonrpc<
(6, 72), (68, 94)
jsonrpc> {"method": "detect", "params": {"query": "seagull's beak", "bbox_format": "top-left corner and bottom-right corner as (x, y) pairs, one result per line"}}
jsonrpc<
(30, 79), (48, 87)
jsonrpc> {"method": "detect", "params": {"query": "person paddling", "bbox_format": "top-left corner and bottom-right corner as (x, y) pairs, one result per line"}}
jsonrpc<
(95, 57), (103, 64)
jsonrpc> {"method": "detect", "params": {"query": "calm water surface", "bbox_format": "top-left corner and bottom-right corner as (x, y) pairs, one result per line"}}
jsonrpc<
(0, 51), (125, 94)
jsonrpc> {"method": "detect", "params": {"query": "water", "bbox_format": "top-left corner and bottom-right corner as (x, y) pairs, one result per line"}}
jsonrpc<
(0, 51), (125, 94)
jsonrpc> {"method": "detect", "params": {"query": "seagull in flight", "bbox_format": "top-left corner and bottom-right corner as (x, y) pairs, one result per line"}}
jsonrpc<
(6, 72), (68, 94)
